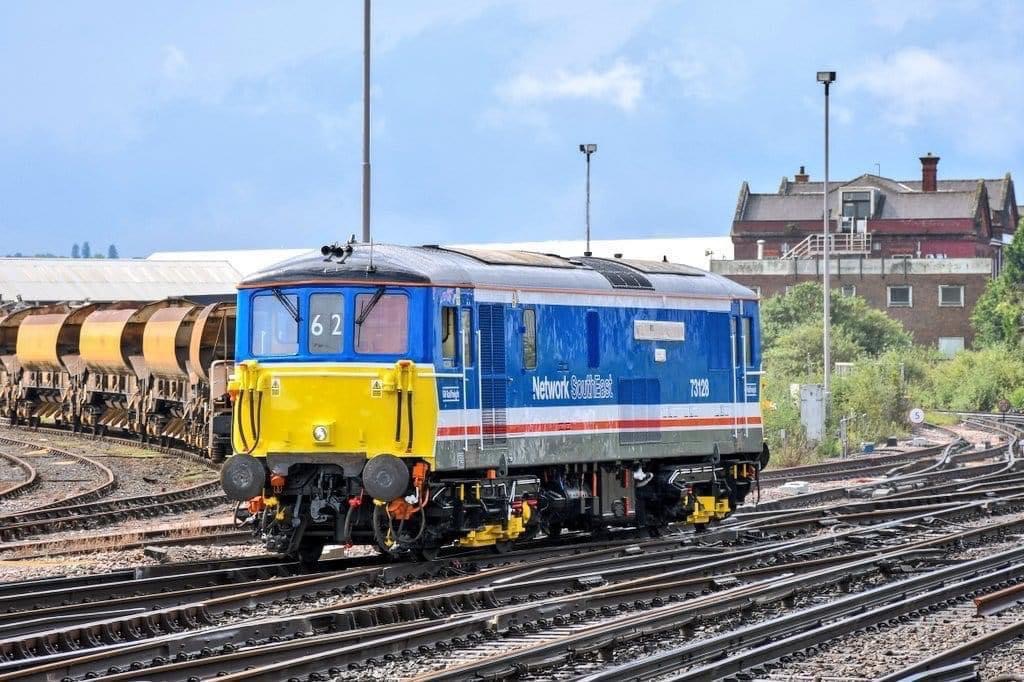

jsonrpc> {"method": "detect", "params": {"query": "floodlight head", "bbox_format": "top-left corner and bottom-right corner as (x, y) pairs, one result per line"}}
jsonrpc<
(816, 71), (836, 84)
(579, 143), (597, 154)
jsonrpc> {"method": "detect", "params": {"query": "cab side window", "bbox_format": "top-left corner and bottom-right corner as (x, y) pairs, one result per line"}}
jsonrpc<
(440, 306), (457, 365)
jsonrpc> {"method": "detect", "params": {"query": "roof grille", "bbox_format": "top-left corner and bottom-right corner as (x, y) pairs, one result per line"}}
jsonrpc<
(581, 258), (653, 290)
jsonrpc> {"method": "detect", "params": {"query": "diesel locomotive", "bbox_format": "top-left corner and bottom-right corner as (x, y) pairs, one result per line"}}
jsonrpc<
(221, 242), (768, 562)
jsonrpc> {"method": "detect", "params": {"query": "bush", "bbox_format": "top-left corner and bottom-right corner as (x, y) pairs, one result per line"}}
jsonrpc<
(921, 345), (1024, 411)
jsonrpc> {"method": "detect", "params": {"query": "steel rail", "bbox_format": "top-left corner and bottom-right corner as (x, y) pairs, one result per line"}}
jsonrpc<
(578, 545), (1024, 682)
(15, 495), (1024, 681)
(878, 617), (1024, 681)
(0, 449), (38, 500)
(0, 435), (116, 514)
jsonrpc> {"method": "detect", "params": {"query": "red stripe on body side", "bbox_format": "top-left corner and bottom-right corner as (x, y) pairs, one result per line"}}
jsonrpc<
(436, 416), (763, 438)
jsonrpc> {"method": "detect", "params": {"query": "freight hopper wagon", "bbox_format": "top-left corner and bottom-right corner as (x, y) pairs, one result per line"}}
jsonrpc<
(221, 243), (769, 562)
(0, 299), (236, 459)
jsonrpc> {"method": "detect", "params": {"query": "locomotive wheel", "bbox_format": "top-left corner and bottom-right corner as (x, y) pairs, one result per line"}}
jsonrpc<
(493, 540), (513, 554)
(545, 523), (563, 540)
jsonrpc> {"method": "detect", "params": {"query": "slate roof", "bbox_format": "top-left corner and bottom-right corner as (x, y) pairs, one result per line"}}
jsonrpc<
(740, 170), (1013, 224)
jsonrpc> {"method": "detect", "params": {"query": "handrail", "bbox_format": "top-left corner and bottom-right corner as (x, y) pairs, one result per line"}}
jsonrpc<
(782, 232), (872, 259)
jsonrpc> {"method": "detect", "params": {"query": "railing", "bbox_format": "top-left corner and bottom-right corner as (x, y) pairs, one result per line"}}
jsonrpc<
(782, 232), (872, 259)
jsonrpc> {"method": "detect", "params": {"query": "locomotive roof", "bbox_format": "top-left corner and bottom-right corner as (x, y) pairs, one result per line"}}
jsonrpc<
(241, 244), (756, 300)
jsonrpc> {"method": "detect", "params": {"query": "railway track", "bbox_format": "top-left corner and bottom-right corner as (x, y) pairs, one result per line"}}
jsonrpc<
(0, 436), (116, 515)
(0, 415), (1018, 680)
(4, 464), (1024, 680)
(0, 429), (229, 543)
(0, 449), (38, 500)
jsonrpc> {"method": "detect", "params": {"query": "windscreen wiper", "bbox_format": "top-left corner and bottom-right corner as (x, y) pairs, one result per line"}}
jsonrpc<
(355, 286), (385, 327)
(272, 288), (300, 323)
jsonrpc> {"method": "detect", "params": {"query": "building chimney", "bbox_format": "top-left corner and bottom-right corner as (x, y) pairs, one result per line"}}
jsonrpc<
(920, 153), (939, 192)
(794, 165), (809, 183)
(756, 239), (765, 260)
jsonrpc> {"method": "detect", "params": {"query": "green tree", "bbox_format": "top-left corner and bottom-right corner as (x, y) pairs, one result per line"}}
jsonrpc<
(761, 282), (911, 354)
(972, 219), (1024, 347)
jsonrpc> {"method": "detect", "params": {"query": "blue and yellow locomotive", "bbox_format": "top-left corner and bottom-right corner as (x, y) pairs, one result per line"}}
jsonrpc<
(221, 243), (768, 561)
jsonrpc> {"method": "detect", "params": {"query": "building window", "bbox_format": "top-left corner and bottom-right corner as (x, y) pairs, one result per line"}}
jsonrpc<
(938, 337), (965, 358)
(938, 285), (964, 307)
(887, 285), (912, 307)
(840, 284), (856, 297)
(842, 191), (871, 219)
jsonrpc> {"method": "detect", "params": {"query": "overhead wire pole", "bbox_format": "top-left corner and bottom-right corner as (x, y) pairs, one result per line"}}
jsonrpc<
(361, 0), (372, 243)
(818, 71), (836, 413)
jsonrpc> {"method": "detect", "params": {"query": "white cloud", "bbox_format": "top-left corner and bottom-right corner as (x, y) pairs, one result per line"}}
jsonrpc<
(497, 60), (644, 112)
(662, 41), (748, 102)
(847, 48), (969, 127)
(867, 0), (939, 31)
(847, 46), (1024, 154)
(161, 45), (188, 81)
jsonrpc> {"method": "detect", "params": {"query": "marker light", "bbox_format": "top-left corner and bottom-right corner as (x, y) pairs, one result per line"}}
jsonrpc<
(313, 425), (329, 442)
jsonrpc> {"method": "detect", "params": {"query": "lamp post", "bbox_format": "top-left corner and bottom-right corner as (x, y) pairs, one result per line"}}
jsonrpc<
(817, 71), (835, 410)
(579, 143), (597, 256)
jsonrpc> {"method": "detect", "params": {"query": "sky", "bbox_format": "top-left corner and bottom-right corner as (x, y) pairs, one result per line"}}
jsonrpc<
(2, 1), (1023, 258)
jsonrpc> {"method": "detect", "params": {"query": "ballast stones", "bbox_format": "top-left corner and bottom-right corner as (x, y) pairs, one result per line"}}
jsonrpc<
(362, 454), (410, 501)
(221, 453), (266, 500)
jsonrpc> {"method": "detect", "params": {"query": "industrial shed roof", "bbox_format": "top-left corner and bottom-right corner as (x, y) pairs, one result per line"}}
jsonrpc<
(447, 236), (733, 268)
(146, 237), (733, 273)
(0, 258), (241, 305)
(147, 249), (312, 276)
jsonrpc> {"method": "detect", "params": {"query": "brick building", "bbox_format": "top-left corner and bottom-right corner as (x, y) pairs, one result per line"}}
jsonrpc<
(712, 155), (1018, 354)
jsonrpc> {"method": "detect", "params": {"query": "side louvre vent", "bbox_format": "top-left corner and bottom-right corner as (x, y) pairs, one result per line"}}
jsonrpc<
(478, 303), (508, 447)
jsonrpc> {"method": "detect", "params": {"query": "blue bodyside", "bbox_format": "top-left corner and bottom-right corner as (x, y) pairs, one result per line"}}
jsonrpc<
(429, 288), (761, 412)
(235, 284), (761, 410)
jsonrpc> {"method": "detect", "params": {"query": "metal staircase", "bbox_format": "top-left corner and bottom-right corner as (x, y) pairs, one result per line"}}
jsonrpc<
(782, 232), (872, 259)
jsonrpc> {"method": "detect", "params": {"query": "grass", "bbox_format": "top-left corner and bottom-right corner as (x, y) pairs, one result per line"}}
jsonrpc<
(924, 410), (961, 426)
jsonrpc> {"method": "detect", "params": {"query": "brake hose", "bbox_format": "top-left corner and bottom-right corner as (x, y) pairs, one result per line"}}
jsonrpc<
(406, 390), (414, 452)
(394, 388), (403, 442)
